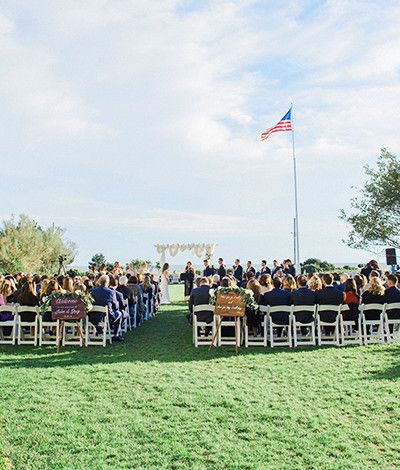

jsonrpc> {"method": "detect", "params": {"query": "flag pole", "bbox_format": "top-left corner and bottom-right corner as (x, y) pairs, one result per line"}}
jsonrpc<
(291, 103), (300, 273)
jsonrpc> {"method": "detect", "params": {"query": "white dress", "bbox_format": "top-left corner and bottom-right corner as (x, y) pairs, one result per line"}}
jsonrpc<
(160, 272), (170, 304)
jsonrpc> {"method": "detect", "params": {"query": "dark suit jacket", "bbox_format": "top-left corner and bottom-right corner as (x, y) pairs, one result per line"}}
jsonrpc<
(316, 286), (344, 322)
(90, 286), (119, 314)
(246, 266), (256, 275)
(259, 266), (271, 275)
(189, 285), (212, 323)
(117, 285), (134, 307)
(261, 288), (291, 325)
(291, 287), (316, 323)
(203, 266), (214, 277)
(385, 286), (400, 319)
(217, 265), (226, 279)
(361, 291), (385, 320)
(233, 265), (243, 281)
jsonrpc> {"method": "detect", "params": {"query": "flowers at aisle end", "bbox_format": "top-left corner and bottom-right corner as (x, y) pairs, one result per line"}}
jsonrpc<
(40, 290), (95, 315)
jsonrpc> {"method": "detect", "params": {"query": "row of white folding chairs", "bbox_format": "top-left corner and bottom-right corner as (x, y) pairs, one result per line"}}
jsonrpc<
(142, 292), (157, 321)
(0, 305), (116, 347)
(192, 303), (400, 348)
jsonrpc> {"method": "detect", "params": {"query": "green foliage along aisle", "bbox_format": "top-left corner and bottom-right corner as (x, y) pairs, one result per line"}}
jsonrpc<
(1, 285), (400, 469)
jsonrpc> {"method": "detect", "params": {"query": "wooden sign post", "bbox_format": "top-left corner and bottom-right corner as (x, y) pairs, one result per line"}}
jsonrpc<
(209, 291), (246, 353)
(51, 297), (86, 351)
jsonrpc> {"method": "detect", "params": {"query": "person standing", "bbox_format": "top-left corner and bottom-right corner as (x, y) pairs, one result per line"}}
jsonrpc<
(160, 263), (170, 305)
(184, 261), (196, 300)
(233, 259), (243, 283)
(246, 261), (256, 277)
(259, 260), (271, 276)
(217, 258), (226, 279)
(203, 259), (214, 277)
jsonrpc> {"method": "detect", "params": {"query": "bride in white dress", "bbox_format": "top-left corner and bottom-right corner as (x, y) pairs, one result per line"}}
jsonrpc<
(160, 263), (170, 305)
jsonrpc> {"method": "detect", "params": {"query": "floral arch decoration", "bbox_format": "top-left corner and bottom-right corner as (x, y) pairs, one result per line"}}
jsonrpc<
(155, 243), (217, 268)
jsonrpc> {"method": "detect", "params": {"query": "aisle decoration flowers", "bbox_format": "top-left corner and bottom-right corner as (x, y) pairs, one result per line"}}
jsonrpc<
(40, 290), (94, 315)
(209, 286), (258, 310)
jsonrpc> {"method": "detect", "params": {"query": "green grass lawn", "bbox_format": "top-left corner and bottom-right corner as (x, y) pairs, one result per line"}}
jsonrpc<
(1, 284), (400, 469)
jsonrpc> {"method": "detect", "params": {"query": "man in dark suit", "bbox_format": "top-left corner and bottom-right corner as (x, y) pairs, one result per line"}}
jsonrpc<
(261, 277), (291, 336)
(316, 273), (344, 330)
(203, 259), (214, 278)
(217, 258), (226, 279)
(291, 275), (316, 334)
(259, 260), (271, 276)
(188, 277), (212, 335)
(233, 259), (243, 283)
(246, 261), (256, 277)
(90, 275), (123, 341)
(385, 274), (400, 323)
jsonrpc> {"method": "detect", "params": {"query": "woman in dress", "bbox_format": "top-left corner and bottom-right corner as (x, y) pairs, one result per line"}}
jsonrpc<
(246, 279), (262, 337)
(160, 263), (170, 305)
(184, 261), (196, 300)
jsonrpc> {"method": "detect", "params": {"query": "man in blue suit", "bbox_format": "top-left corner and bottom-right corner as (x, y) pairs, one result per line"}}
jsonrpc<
(261, 277), (291, 336)
(90, 275), (123, 341)
(385, 274), (400, 327)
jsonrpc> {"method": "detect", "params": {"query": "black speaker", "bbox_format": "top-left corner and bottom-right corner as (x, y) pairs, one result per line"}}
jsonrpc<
(386, 248), (397, 265)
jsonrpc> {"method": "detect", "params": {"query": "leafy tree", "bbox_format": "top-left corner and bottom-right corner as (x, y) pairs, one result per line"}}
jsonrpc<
(301, 263), (320, 274)
(340, 149), (400, 250)
(89, 253), (107, 270)
(301, 258), (336, 274)
(0, 214), (76, 274)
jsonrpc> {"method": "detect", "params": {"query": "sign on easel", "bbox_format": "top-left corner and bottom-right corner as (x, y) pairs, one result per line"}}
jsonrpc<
(51, 297), (86, 321)
(214, 292), (245, 317)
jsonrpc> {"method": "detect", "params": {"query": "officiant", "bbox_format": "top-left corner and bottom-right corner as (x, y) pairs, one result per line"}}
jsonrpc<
(181, 261), (196, 300)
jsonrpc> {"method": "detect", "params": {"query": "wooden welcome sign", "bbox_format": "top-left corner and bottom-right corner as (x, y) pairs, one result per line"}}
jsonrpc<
(51, 297), (86, 321)
(214, 292), (246, 317)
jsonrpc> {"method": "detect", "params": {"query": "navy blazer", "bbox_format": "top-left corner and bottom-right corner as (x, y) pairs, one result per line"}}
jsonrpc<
(217, 265), (226, 279)
(203, 266), (214, 277)
(261, 288), (291, 307)
(291, 287), (317, 305)
(189, 285), (212, 322)
(90, 286), (119, 314)
(384, 286), (400, 304)
(233, 265), (243, 281)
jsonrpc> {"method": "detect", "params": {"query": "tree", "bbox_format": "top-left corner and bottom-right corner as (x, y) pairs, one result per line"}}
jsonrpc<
(0, 214), (76, 274)
(301, 258), (336, 274)
(340, 149), (400, 250)
(89, 253), (107, 270)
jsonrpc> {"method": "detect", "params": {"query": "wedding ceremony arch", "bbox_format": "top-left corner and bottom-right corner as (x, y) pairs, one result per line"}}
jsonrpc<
(155, 243), (217, 267)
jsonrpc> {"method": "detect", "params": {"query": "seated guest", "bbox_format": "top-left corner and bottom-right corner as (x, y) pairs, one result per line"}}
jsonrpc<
(308, 274), (322, 292)
(361, 277), (385, 325)
(342, 279), (360, 328)
(339, 273), (349, 292)
(210, 274), (220, 290)
(141, 274), (155, 315)
(90, 275), (122, 341)
(246, 279), (262, 337)
(384, 274), (400, 329)
(62, 276), (74, 293)
(117, 275), (134, 306)
(17, 281), (40, 325)
(127, 275), (145, 324)
(353, 273), (367, 296)
(259, 274), (273, 295)
(261, 277), (291, 336)
(283, 275), (296, 292)
(291, 275), (317, 335)
(0, 279), (18, 335)
(188, 277), (212, 334)
(316, 273), (344, 333)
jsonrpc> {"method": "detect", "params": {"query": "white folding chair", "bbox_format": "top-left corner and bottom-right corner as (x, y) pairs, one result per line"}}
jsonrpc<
(244, 305), (266, 347)
(132, 302), (138, 328)
(38, 308), (60, 346)
(316, 305), (341, 346)
(143, 293), (151, 320)
(85, 306), (112, 347)
(62, 319), (84, 346)
(0, 304), (17, 345)
(267, 306), (293, 347)
(360, 303), (385, 344)
(217, 315), (242, 347)
(292, 305), (316, 347)
(193, 305), (215, 347)
(17, 306), (39, 345)
(339, 304), (362, 346)
(121, 299), (131, 333)
(384, 302), (400, 343)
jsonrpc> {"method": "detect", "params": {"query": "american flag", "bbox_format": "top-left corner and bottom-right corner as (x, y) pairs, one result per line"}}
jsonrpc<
(260, 108), (292, 141)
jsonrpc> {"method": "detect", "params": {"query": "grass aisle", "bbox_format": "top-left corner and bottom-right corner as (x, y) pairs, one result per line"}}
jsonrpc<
(1, 284), (400, 469)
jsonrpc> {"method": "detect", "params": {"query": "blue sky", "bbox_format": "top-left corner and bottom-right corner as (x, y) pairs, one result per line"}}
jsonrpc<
(1, 0), (399, 267)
